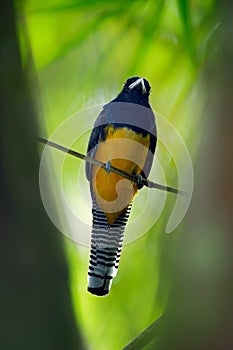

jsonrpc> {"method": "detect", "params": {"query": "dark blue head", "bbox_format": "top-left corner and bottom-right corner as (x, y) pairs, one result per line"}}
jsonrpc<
(112, 76), (152, 107)
(123, 76), (151, 98)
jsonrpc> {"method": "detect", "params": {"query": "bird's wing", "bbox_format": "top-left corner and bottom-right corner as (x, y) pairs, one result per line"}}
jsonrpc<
(142, 122), (157, 179)
(85, 109), (107, 181)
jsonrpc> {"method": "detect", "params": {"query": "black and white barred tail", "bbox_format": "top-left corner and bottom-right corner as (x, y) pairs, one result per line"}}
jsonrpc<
(88, 200), (131, 296)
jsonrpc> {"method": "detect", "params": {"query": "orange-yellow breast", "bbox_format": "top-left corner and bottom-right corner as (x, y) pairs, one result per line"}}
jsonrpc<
(91, 125), (150, 224)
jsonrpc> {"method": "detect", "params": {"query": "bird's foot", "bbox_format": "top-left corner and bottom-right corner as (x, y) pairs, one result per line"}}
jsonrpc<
(136, 174), (143, 185)
(105, 161), (111, 174)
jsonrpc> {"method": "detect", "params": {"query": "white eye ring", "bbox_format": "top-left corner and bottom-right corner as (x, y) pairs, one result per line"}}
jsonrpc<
(128, 78), (147, 94)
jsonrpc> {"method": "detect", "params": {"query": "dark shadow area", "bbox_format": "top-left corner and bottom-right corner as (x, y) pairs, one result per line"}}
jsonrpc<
(0, 2), (86, 349)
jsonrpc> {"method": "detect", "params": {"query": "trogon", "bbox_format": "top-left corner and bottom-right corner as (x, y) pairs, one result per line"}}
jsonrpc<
(86, 77), (157, 296)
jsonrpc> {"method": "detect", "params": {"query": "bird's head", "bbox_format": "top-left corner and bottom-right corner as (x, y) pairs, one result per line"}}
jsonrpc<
(123, 76), (151, 98)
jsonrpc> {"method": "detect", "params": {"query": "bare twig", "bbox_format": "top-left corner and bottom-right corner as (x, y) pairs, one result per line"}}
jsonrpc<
(37, 137), (187, 196)
(122, 316), (163, 350)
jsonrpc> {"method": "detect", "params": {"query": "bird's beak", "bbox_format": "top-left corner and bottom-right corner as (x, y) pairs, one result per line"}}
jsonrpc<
(128, 78), (147, 94)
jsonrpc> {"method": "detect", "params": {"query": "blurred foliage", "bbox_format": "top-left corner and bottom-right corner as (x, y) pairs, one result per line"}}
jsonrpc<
(18, 0), (219, 349)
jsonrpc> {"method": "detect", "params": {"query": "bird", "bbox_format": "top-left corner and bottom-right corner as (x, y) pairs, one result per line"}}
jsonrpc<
(85, 76), (157, 296)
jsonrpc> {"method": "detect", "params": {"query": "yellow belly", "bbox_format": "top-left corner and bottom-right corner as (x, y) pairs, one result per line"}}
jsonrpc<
(91, 125), (150, 224)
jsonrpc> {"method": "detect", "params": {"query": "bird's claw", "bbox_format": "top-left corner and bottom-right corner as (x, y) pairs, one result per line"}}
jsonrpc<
(136, 174), (143, 185)
(105, 161), (111, 174)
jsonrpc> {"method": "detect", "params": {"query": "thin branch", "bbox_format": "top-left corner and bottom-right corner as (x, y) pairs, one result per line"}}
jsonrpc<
(37, 137), (187, 196)
(122, 316), (163, 350)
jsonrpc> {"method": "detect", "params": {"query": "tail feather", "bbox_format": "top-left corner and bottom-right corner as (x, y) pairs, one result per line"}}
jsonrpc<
(88, 200), (131, 296)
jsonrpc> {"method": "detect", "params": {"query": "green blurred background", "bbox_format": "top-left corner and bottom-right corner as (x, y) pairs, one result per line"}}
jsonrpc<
(1, 0), (233, 349)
